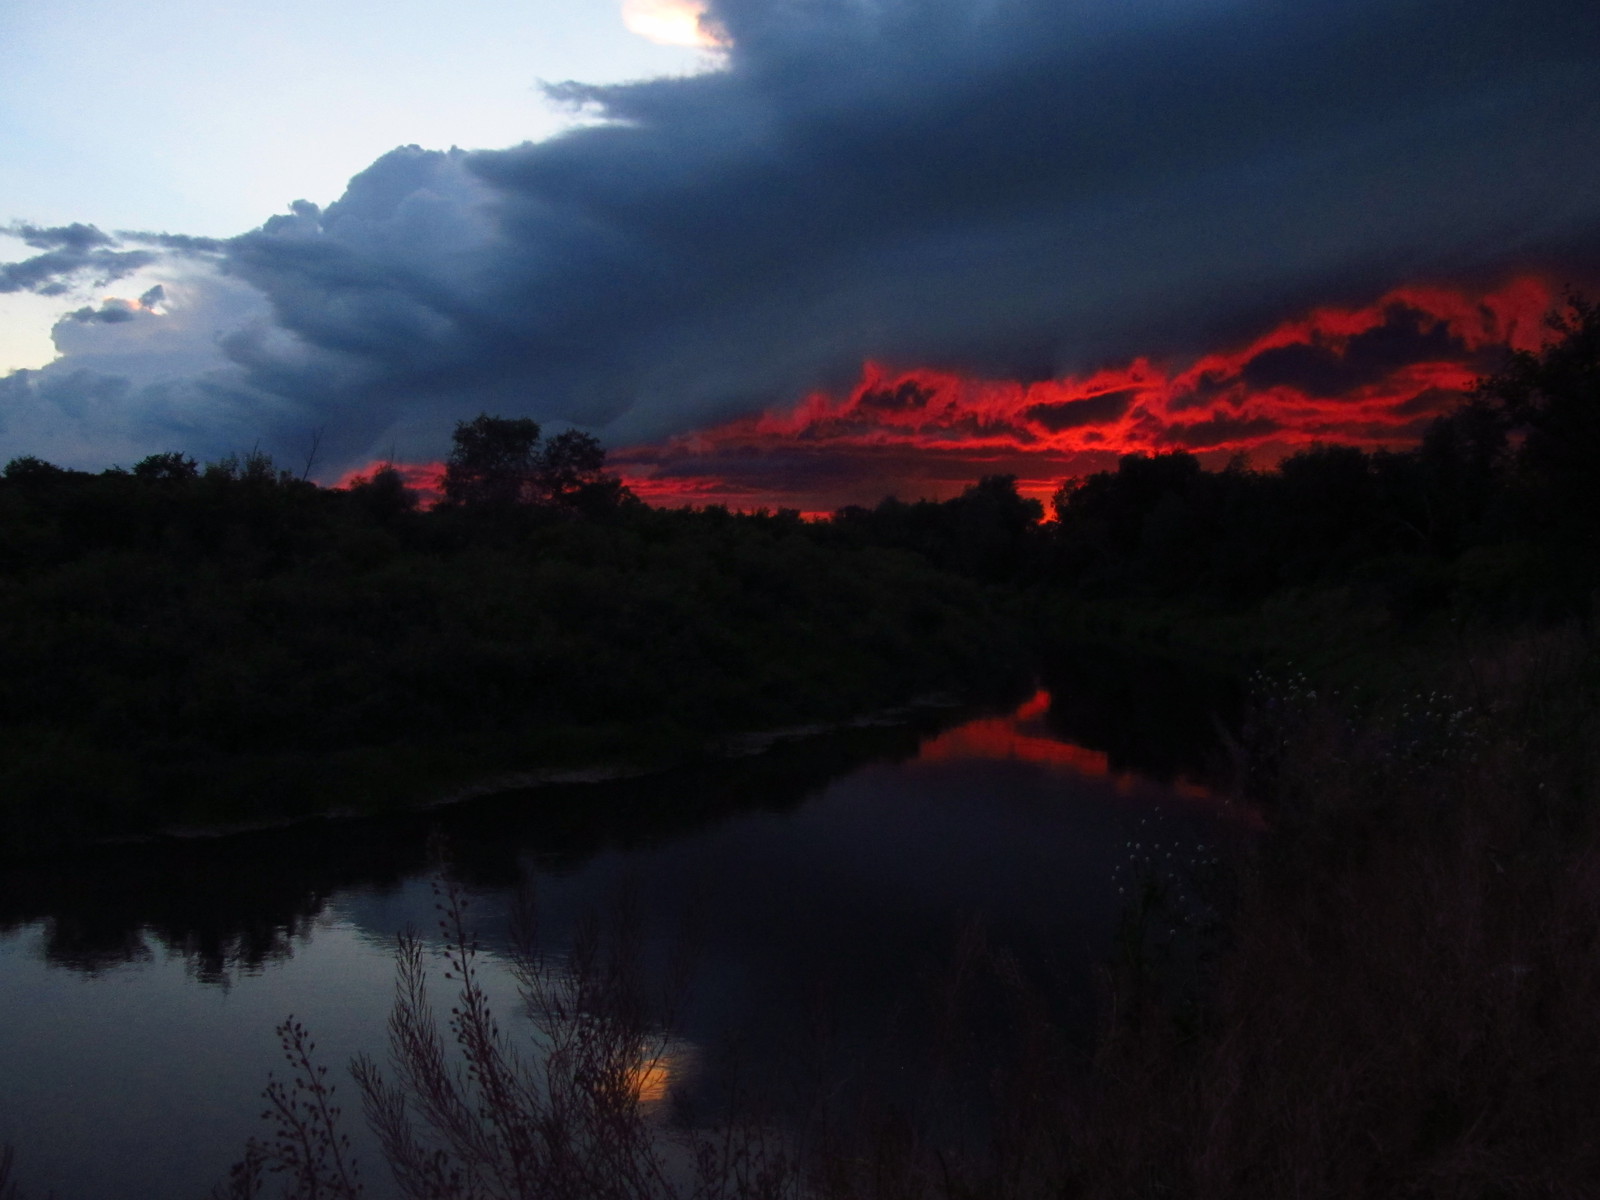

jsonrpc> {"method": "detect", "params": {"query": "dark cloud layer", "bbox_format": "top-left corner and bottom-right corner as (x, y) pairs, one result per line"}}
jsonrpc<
(67, 303), (137, 325)
(1, 222), (155, 296)
(1161, 412), (1284, 451)
(1240, 304), (1476, 397)
(1025, 390), (1139, 432)
(602, 277), (1553, 512)
(8, 0), (1600, 473)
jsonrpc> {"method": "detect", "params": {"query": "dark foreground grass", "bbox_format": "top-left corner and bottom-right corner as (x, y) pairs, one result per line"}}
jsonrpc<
(1072, 623), (1600, 1198)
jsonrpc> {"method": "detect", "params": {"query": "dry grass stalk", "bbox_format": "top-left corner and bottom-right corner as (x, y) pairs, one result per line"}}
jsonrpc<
(220, 872), (802, 1200)
(1069, 623), (1600, 1199)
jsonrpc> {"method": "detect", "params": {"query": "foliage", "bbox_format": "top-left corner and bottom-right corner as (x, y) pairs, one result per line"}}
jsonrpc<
(1, 285), (1594, 853)
(217, 875), (799, 1200)
(1068, 623), (1600, 1199)
(442, 414), (545, 510)
(828, 474), (1046, 582)
(215, 1018), (365, 1199)
(441, 415), (618, 515)
(133, 450), (200, 481)
(0, 441), (1026, 855)
(1475, 290), (1600, 550)
(1042, 294), (1599, 616)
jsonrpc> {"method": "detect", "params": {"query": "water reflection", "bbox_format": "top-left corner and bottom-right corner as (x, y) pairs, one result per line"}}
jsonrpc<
(0, 825), (417, 981)
(1039, 643), (1242, 787)
(0, 683), (1256, 1200)
(0, 717), (945, 982)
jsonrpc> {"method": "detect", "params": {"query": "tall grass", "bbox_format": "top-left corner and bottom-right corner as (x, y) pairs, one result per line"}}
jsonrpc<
(1070, 622), (1600, 1198)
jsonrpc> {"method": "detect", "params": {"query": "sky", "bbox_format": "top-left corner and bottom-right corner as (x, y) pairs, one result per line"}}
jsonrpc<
(3, 0), (1598, 511)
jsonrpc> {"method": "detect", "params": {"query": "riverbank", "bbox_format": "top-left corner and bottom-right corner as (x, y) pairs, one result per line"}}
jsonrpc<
(123, 690), (976, 844)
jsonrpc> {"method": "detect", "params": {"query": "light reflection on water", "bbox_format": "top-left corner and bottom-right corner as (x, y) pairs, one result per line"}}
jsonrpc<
(0, 689), (1253, 1199)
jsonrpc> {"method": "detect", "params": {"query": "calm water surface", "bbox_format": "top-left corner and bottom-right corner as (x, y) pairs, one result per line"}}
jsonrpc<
(0, 688), (1253, 1199)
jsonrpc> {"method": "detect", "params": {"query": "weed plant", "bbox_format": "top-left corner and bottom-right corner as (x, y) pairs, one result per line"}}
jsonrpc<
(210, 872), (802, 1200)
(1071, 621), (1600, 1198)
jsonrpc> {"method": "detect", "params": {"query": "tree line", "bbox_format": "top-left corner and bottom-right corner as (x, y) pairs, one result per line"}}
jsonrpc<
(0, 413), (1031, 856)
(836, 291), (1600, 621)
(0, 293), (1593, 854)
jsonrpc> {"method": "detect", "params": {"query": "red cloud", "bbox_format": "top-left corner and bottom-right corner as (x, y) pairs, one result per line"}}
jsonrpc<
(612, 274), (1561, 512)
(332, 460), (446, 506)
(337, 275), (1564, 515)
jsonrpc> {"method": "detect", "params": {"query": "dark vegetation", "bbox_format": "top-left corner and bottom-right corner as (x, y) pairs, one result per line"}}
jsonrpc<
(0, 415), (1028, 855)
(840, 295), (1600, 626)
(1, 296), (1597, 1197)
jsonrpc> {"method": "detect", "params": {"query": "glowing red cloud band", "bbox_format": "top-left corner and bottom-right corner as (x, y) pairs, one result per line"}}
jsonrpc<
(338, 276), (1563, 513)
(613, 275), (1561, 512)
(332, 460), (446, 503)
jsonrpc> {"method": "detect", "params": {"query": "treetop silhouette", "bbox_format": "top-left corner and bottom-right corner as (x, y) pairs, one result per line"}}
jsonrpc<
(441, 413), (614, 512)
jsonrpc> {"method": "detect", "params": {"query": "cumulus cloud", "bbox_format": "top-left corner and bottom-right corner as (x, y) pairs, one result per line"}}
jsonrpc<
(4, 0), (1600, 478)
(0, 256), (295, 467)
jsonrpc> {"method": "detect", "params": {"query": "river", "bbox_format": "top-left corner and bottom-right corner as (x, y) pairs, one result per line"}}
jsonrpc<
(0, 684), (1254, 1199)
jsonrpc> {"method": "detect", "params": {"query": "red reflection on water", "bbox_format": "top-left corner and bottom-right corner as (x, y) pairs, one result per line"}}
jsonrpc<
(916, 688), (1260, 825)
(917, 688), (1116, 778)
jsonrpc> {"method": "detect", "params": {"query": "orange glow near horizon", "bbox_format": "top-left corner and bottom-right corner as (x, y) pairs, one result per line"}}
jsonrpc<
(335, 274), (1566, 514)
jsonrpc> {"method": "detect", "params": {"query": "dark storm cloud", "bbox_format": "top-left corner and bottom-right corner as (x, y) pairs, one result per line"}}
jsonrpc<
(858, 381), (936, 413)
(0, 222), (155, 295)
(1240, 304), (1474, 396)
(1391, 386), (1469, 417)
(118, 232), (230, 254)
(0, 368), (131, 427)
(1024, 390), (1138, 432)
(1162, 413), (1283, 450)
(1166, 370), (1242, 413)
(67, 302), (138, 324)
(14, 0), (1600, 471)
(207, 0), (1600, 465)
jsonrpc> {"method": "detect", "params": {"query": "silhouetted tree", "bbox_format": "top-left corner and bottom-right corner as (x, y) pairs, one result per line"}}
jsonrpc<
(133, 451), (199, 482)
(1476, 290), (1600, 547)
(441, 413), (544, 509)
(441, 414), (626, 515)
(2, 455), (73, 485)
(945, 474), (1046, 579)
(1412, 397), (1510, 553)
(534, 428), (607, 504)
(346, 464), (418, 524)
